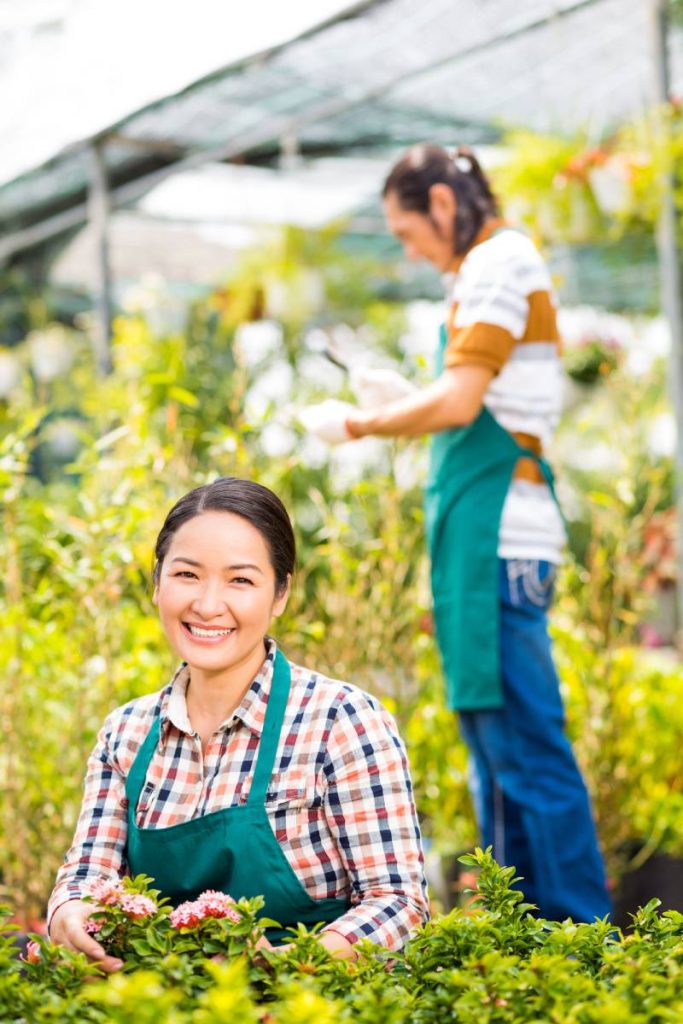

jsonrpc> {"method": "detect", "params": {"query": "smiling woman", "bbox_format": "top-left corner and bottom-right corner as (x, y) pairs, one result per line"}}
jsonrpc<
(46, 478), (429, 968)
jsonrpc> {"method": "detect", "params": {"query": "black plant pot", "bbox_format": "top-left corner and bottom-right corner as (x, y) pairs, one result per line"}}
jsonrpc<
(612, 853), (683, 930)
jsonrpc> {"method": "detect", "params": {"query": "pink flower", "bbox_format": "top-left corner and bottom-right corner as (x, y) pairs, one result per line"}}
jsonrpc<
(84, 917), (103, 935)
(169, 891), (240, 929)
(196, 890), (241, 923)
(87, 877), (125, 906)
(23, 940), (41, 964)
(119, 894), (157, 920)
(169, 902), (205, 929)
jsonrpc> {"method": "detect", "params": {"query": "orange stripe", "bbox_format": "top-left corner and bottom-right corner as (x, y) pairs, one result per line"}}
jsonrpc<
(511, 431), (542, 456)
(521, 290), (560, 344)
(513, 458), (545, 484)
(445, 321), (516, 374)
(510, 431), (545, 483)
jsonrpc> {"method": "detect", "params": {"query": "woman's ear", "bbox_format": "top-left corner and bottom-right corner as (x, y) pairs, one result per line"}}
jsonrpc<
(428, 182), (457, 241)
(272, 574), (291, 617)
(429, 182), (457, 218)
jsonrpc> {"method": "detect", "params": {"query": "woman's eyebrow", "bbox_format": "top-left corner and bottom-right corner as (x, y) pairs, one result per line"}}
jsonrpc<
(170, 557), (264, 574)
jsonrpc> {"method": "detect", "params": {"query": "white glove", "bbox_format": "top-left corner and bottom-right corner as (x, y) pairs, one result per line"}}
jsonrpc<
(349, 366), (417, 408)
(297, 399), (356, 444)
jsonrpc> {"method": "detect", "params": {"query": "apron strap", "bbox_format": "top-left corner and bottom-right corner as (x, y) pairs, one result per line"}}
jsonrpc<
(125, 712), (161, 816)
(247, 649), (291, 806)
(124, 649), (291, 816)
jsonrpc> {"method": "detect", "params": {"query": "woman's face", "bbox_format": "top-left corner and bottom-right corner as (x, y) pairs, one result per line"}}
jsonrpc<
(154, 510), (289, 685)
(383, 186), (456, 272)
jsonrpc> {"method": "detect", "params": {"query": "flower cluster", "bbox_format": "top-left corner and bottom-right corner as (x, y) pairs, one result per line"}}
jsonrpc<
(87, 877), (124, 906)
(22, 940), (42, 965)
(170, 890), (241, 930)
(86, 877), (157, 920)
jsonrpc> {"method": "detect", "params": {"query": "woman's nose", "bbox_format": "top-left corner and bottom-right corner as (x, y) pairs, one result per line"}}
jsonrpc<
(190, 583), (227, 618)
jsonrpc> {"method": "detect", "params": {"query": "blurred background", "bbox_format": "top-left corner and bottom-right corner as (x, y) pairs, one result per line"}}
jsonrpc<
(2, 0), (683, 928)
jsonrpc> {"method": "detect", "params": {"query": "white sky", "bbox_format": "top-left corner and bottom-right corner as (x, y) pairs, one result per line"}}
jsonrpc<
(0, 0), (362, 186)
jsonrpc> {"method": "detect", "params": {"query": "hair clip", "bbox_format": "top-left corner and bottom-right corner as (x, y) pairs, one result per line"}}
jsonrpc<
(454, 155), (472, 173)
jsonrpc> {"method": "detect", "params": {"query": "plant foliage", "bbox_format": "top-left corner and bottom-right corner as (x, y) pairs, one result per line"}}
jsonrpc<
(4, 851), (683, 1023)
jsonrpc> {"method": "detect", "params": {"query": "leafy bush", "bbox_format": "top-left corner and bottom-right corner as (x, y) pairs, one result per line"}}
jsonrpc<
(5, 850), (683, 1023)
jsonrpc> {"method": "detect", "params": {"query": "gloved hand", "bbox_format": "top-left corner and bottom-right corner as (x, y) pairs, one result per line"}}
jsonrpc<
(349, 366), (417, 409)
(297, 399), (356, 444)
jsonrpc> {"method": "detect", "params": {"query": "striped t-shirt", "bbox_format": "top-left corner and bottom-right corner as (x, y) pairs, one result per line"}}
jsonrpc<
(443, 223), (566, 563)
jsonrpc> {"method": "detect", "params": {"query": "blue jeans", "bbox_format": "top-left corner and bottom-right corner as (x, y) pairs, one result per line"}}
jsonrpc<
(458, 559), (611, 922)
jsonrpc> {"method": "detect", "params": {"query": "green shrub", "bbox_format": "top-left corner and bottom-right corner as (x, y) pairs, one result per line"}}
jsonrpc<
(5, 851), (683, 1023)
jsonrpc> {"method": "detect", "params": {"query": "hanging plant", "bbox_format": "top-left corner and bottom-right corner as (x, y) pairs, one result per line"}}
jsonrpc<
(495, 109), (683, 246)
(563, 338), (621, 384)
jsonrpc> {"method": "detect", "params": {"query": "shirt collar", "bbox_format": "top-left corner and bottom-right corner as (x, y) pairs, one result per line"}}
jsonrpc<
(160, 638), (278, 740)
(447, 216), (508, 274)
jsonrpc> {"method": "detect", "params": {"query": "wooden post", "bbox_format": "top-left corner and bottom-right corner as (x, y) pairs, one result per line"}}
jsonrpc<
(87, 141), (114, 375)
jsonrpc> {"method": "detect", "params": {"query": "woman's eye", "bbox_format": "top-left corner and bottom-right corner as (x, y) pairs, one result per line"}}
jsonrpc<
(173, 571), (197, 579)
(232, 577), (253, 586)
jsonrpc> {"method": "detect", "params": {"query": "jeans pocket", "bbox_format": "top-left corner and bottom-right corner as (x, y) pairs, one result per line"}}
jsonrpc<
(506, 559), (556, 610)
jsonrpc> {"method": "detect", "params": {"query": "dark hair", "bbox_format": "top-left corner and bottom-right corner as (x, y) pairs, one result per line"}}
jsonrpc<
(382, 144), (499, 254)
(153, 477), (295, 594)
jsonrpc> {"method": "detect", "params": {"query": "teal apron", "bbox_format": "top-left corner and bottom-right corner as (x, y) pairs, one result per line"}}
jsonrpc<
(125, 649), (349, 943)
(425, 325), (559, 712)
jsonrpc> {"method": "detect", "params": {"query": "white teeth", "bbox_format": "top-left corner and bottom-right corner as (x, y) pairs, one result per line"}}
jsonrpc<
(187, 625), (233, 638)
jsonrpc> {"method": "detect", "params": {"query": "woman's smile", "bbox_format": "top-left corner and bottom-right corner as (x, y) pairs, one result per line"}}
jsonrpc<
(181, 622), (236, 644)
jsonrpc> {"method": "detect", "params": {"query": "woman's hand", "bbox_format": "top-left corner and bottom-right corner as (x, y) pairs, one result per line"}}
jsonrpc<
(48, 900), (123, 973)
(296, 400), (355, 444)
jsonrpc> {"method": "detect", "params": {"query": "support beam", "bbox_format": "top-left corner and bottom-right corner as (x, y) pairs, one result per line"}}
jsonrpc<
(650, 0), (683, 634)
(0, 0), (604, 265)
(87, 142), (113, 376)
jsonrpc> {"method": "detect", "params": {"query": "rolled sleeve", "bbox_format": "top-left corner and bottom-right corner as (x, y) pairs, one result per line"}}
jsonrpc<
(320, 694), (429, 950)
(47, 715), (129, 926)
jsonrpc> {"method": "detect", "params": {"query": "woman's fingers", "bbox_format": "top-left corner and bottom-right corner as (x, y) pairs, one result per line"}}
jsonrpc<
(63, 923), (103, 959)
(95, 954), (125, 973)
(64, 925), (123, 972)
(51, 902), (123, 972)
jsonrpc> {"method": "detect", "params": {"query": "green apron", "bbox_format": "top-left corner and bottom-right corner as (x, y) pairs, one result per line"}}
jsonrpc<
(425, 325), (558, 712)
(125, 649), (350, 943)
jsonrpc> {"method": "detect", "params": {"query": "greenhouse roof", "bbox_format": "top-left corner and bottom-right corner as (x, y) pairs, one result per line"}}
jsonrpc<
(1, 0), (681, 262)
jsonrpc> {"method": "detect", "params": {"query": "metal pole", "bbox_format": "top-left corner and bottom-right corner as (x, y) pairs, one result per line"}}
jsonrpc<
(650, 0), (683, 633)
(87, 141), (114, 376)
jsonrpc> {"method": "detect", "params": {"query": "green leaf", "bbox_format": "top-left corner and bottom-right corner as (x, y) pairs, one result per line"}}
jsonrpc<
(168, 385), (199, 407)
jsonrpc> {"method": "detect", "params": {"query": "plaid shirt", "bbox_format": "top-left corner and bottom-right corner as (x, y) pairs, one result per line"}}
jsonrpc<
(48, 640), (429, 950)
